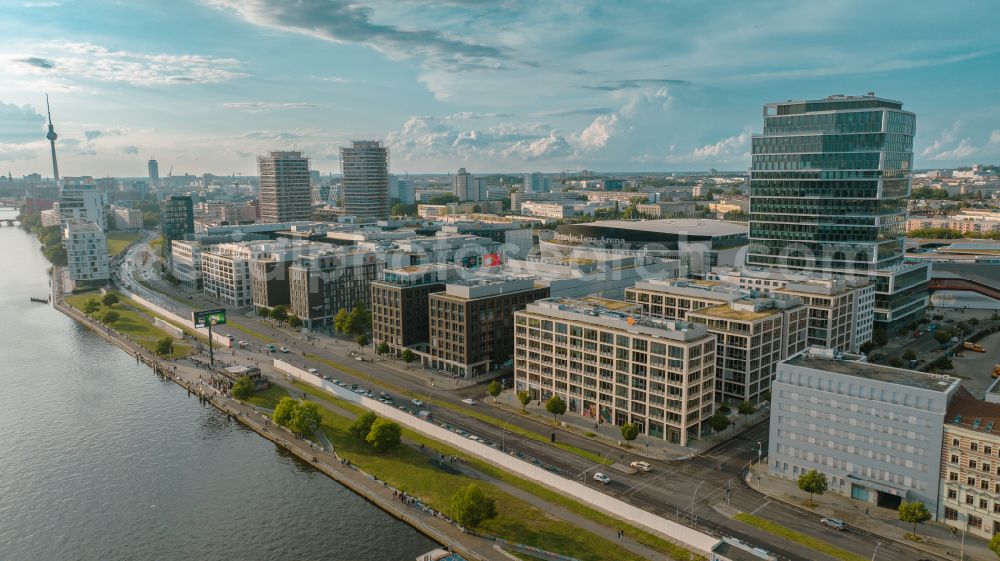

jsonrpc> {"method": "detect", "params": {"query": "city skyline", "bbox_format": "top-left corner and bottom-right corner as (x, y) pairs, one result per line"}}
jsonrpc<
(1, 1), (999, 176)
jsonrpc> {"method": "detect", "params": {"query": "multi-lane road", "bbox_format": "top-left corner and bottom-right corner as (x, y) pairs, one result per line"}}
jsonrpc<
(116, 239), (945, 561)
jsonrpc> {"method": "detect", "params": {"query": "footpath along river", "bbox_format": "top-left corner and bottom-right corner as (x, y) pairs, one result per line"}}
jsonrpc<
(0, 207), (436, 560)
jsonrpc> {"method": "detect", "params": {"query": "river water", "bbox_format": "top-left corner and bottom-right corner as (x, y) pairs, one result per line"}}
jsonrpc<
(0, 208), (435, 560)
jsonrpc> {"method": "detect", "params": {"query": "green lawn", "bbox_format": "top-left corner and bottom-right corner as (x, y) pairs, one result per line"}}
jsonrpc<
(244, 385), (287, 410)
(65, 292), (191, 359)
(106, 231), (141, 256)
(733, 513), (866, 561)
(287, 380), (699, 561)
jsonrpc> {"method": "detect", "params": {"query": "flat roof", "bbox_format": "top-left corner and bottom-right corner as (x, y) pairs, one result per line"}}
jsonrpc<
(586, 219), (747, 237)
(785, 352), (957, 392)
(688, 301), (783, 321)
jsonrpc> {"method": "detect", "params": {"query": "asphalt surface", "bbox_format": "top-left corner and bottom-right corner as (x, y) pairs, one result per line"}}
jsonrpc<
(115, 239), (949, 561)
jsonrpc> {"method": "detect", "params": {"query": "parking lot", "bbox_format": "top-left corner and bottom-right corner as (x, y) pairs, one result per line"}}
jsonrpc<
(951, 330), (1000, 398)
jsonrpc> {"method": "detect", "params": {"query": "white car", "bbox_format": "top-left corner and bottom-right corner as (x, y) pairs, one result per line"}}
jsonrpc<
(307, 368), (318, 374)
(461, 398), (477, 406)
(630, 461), (652, 472)
(593, 472), (611, 484)
(411, 399), (425, 407)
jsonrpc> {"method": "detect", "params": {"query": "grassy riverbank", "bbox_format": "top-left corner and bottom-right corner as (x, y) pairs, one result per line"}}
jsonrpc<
(65, 291), (192, 359)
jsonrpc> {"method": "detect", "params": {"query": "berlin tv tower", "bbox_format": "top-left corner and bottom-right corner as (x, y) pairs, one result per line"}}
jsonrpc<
(46, 94), (59, 181)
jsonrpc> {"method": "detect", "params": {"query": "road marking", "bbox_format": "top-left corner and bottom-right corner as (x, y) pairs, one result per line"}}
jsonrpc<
(750, 500), (770, 515)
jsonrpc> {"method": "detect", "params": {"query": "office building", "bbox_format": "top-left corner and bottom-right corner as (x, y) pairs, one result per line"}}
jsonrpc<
(162, 195), (194, 256)
(201, 242), (268, 307)
(147, 159), (159, 189)
(258, 150), (312, 223)
(748, 94), (930, 329)
(111, 206), (143, 230)
(397, 178), (415, 204)
(341, 140), (390, 220)
(439, 222), (533, 260)
(170, 240), (203, 289)
(427, 274), (549, 377)
(940, 388), (1000, 536)
(514, 296), (716, 446)
(523, 172), (551, 193)
(769, 348), (959, 516)
(370, 264), (462, 354)
(452, 168), (483, 201)
(506, 253), (674, 299)
(63, 220), (110, 284)
(59, 178), (105, 229)
(288, 249), (381, 329)
(249, 240), (329, 310)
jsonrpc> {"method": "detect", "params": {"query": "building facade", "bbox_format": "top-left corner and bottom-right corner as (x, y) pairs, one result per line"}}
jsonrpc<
(288, 249), (381, 329)
(768, 348), (959, 516)
(258, 151), (312, 223)
(427, 275), (549, 377)
(370, 264), (461, 353)
(162, 195), (194, 257)
(64, 219), (109, 283)
(341, 140), (390, 220)
(111, 206), (143, 230)
(748, 94), (930, 330)
(59, 178), (104, 229)
(514, 297), (716, 446)
(939, 388), (1000, 537)
(201, 243), (267, 308)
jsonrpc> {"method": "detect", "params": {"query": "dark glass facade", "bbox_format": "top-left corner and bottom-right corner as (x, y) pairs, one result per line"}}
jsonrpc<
(748, 95), (928, 329)
(161, 195), (194, 257)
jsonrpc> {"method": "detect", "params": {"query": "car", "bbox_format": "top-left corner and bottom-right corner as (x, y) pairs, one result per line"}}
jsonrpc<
(355, 356), (364, 361)
(593, 472), (611, 484)
(238, 340), (249, 348)
(266, 344), (276, 352)
(331, 379), (340, 385)
(322, 375), (332, 381)
(307, 368), (318, 374)
(461, 398), (477, 406)
(279, 347), (290, 353)
(630, 461), (652, 472)
(820, 517), (846, 531)
(411, 399), (425, 407)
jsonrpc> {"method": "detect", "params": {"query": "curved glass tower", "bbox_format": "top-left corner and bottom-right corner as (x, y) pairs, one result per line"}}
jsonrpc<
(748, 94), (929, 330)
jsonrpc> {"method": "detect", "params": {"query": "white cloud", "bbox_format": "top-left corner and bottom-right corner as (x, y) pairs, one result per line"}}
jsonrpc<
(574, 113), (618, 151)
(223, 102), (318, 112)
(0, 101), (45, 143)
(4, 42), (246, 86)
(665, 126), (752, 165)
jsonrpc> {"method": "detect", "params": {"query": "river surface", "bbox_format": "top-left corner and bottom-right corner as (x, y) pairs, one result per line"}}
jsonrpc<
(0, 208), (436, 560)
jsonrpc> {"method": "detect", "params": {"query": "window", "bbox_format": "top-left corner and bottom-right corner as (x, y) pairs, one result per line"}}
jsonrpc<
(945, 507), (959, 520)
(969, 515), (982, 529)
(966, 494), (975, 505)
(951, 454), (959, 464)
(980, 499), (988, 509)
(953, 438), (960, 446)
(972, 443), (980, 452)
(987, 446), (993, 455)
(948, 489), (958, 499)
(970, 459), (978, 469)
(950, 472), (959, 481)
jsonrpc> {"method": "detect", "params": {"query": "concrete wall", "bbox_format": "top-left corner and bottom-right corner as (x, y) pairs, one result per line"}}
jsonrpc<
(154, 317), (185, 339)
(273, 359), (720, 556)
(119, 287), (231, 347)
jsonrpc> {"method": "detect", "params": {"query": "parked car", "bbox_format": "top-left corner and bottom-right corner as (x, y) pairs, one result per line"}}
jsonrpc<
(279, 347), (290, 353)
(820, 517), (846, 531)
(630, 461), (652, 472)
(461, 398), (477, 406)
(593, 472), (611, 484)
(307, 368), (318, 374)
(411, 399), (425, 407)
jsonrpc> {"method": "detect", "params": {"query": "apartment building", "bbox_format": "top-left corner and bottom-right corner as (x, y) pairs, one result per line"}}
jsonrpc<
(110, 205), (143, 230)
(170, 240), (203, 289)
(370, 264), (462, 354)
(939, 388), (1000, 537)
(514, 296), (716, 446)
(249, 240), (328, 310)
(625, 278), (741, 320)
(688, 297), (807, 404)
(64, 219), (109, 284)
(427, 274), (549, 377)
(258, 151), (312, 223)
(288, 249), (381, 329)
(507, 253), (673, 300)
(59, 178), (105, 229)
(201, 243), (269, 308)
(340, 140), (390, 220)
(769, 348), (959, 517)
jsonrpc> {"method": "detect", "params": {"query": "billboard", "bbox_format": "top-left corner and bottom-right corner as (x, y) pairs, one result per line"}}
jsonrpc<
(193, 308), (227, 328)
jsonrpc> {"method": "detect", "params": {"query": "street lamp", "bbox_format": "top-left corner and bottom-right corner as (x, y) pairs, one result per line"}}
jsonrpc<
(582, 449), (614, 482)
(757, 441), (763, 466)
(690, 480), (706, 523)
(501, 413), (516, 453)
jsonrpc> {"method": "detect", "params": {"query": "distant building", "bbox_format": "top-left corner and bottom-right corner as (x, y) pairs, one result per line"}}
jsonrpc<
(161, 195), (194, 257)
(59, 177), (105, 229)
(601, 179), (623, 191)
(64, 219), (109, 284)
(40, 206), (61, 227)
(147, 159), (159, 189)
(111, 206), (143, 230)
(341, 140), (390, 220)
(427, 274), (549, 377)
(397, 178), (415, 205)
(452, 168), (483, 201)
(258, 150), (312, 223)
(769, 348), (959, 517)
(514, 296), (716, 445)
(506, 252), (673, 299)
(370, 264), (462, 354)
(523, 172), (551, 193)
(636, 201), (698, 219)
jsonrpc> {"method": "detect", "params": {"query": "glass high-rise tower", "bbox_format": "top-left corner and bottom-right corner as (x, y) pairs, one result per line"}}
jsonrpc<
(748, 93), (929, 331)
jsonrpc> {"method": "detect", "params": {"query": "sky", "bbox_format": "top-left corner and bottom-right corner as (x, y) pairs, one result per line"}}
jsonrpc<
(1, 0), (999, 178)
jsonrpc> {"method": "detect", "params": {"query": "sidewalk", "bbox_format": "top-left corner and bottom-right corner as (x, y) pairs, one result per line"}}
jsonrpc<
(491, 390), (770, 461)
(748, 464), (993, 561)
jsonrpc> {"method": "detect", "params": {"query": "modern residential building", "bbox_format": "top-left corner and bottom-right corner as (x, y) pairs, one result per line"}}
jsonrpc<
(40, 206), (61, 227)
(201, 242), (269, 308)
(626, 278), (742, 320)
(162, 195), (194, 257)
(64, 219), (110, 284)
(769, 348), (959, 516)
(940, 388), (1000, 536)
(514, 296), (716, 446)
(506, 253), (674, 299)
(258, 150), (312, 223)
(370, 263), (462, 354)
(288, 249), (382, 329)
(748, 94), (930, 330)
(170, 240), (203, 289)
(111, 205), (143, 230)
(687, 297), (807, 404)
(249, 240), (329, 310)
(426, 274), (549, 377)
(341, 140), (390, 220)
(59, 178), (105, 229)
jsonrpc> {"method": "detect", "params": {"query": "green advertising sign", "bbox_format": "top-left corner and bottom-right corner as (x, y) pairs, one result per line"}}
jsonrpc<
(193, 308), (227, 328)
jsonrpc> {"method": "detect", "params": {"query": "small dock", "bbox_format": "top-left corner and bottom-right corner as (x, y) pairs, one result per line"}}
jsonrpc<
(30, 296), (50, 304)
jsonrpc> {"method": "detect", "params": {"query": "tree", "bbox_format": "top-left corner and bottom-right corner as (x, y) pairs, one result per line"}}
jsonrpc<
(517, 390), (531, 412)
(621, 422), (639, 446)
(289, 401), (322, 436)
(859, 341), (876, 354)
(391, 203), (418, 217)
(350, 411), (378, 440)
(231, 375), (255, 400)
(355, 333), (370, 350)
(101, 293), (119, 307)
(366, 418), (402, 451)
(970, 317), (980, 326)
(889, 357), (903, 367)
(796, 469), (828, 506)
(348, 306), (371, 336)
(934, 329), (953, 344)
(401, 349), (415, 364)
(287, 315), (303, 329)
(898, 501), (932, 538)
(102, 310), (120, 324)
(450, 483), (497, 532)
(155, 336), (174, 357)
(707, 411), (731, 433)
(257, 306), (270, 318)
(334, 308), (350, 334)
(988, 532), (1000, 558)
(738, 400), (755, 423)
(269, 305), (288, 323)
(427, 193), (459, 205)
(375, 342), (390, 357)
(545, 395), (567, 423)
(902, 349), (917, 361)
(487, 380), (502, 402)
(83, 298), (101, 315)
(873, 328), (889, 347)
(272, 397), (298, 427)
